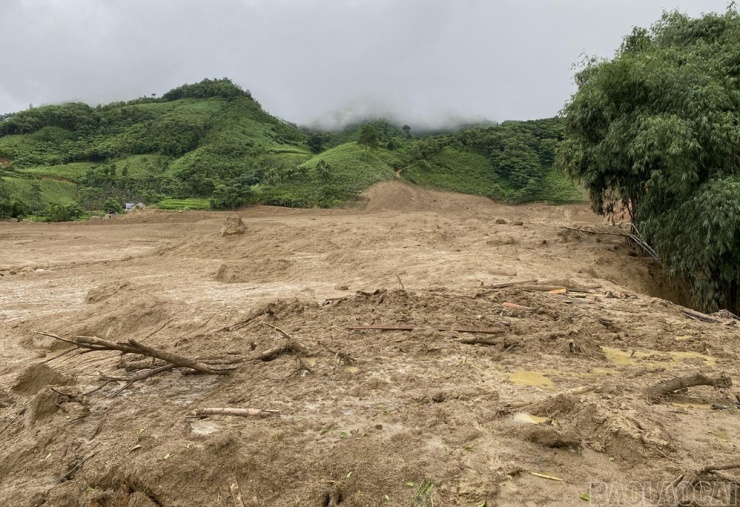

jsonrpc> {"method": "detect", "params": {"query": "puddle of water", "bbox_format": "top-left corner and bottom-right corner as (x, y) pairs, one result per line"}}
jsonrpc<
(708, 429), (730, 442)
(602, 347), (715, 367)
(189, 420), (219, 435)
(508, 370), (554, 389)
(513, 412), (549, 424)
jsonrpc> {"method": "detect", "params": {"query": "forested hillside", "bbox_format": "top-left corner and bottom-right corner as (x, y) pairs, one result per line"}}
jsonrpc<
(0, 78), (582, 218)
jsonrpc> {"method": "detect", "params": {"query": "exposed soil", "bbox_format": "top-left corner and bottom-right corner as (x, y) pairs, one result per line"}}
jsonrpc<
(1, 181), (738, 507)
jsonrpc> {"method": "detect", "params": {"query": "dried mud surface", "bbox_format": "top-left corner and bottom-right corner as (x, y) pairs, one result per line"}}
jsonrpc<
(0, 182), (738, 507)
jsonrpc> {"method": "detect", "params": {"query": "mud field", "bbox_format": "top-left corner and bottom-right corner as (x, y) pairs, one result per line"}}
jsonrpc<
(0, 182), (738, 507)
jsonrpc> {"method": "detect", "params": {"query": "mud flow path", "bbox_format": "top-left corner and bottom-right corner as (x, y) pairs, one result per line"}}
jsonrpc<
(0, 182), (738, 506)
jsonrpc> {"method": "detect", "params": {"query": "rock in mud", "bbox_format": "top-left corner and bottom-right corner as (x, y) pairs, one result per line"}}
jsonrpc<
(220, 216), (246, 236)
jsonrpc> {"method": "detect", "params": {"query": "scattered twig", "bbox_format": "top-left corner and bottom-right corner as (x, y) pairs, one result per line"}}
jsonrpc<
(192, 407), (280, 418)
(459, 336), (501, 346)
(58, 452), (96, 483)
(559, 226), (628, 238)
(396, 274), (405, 291)
(645, 373), (732, 402)
(141, 317), (175, 341)
(254, 327), (311, 361)
(230, 478), (246, 507)
(0, 408), (26, 436)
(318, 341), (354, 365)
(347, 325), (507, 334)
(101, 363), (177, 395)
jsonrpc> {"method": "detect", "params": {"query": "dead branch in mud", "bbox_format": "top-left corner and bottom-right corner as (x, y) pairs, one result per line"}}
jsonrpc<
(669, 463), (740, 505)
(38, 332), (238, 375)
(318, 341), (354, 365)
(254, 325), (311, 361)
(502, 302), (537, 311)
(396, 274), (405, 291)
(459, 336), (501, 346)
(560, 226), (629, 238)
(230, 478), (246, 507)
(645, 373), (732, 402)
(679, 308), (720, 324)
(58, 452), (96, 483)
(347, 325), (507, 334)
(701, 464), (740, 474)
(192, 407), (280, 418)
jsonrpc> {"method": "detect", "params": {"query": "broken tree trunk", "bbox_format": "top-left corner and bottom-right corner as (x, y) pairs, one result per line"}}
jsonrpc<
(193, 407), (280, 418)
(645, 373), (732, 402)
(347, 325), (507, 335)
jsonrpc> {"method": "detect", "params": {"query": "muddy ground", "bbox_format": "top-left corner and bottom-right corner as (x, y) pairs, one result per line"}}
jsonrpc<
(0, 182), (738, 507)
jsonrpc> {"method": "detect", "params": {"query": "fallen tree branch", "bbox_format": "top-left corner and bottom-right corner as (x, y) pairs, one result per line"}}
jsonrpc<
(679, 309), (720, 324)
(193, 407), (280, 418)
(459, 336), (501, 346)
(347, 325), (507, 335)
(700, 463), (740, 474)
(645, 373), (732, 402)
(560, 226), (629, 238)
(38, 332), (238, 375)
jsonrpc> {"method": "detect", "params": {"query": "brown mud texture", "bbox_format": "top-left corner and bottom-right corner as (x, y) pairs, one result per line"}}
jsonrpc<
(0, 181), (738, 507)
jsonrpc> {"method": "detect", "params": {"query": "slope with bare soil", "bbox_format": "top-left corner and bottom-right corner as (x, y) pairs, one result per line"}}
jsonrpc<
(0, 182), (738, 507)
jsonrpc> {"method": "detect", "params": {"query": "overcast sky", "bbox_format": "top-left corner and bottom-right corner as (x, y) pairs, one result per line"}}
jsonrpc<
(0, 0), (730, 128)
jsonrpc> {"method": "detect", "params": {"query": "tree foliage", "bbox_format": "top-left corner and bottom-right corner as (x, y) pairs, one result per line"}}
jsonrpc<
(558, 6), (740, 312)
(357, 124), (379, 149)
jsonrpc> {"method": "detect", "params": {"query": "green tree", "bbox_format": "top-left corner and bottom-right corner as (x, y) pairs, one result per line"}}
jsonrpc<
(357, 125), (379, 149)
(102, 197), (123, 214)
(558, 6), (740, 312)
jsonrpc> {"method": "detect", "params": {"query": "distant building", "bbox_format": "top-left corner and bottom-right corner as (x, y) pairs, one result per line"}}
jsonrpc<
(125, 202), (146, 212)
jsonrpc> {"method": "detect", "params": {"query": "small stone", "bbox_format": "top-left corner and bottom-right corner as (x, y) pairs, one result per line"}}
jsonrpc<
(495, 218), (507, 225)
(512, 220), (524, 226)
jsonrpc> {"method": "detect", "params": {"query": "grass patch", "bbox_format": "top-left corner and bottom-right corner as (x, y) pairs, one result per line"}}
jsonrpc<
(156, 198), (211, 210)
(18, 162), (95, 182)
(1, 176), (78, 207)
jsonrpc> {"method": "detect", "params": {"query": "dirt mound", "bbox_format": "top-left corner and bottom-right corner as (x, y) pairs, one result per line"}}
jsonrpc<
(215, 259), (294, 283)
(12, 363), (74, 396)
(220, 216), (246, 236)
(359, 181), (492, 212)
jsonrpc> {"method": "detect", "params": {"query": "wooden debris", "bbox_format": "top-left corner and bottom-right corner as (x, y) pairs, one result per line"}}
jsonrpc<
(645, 373), (732, 402)
(347, 325), (507, 335)
(193, 407), (280, 418)
(58, 452), (96, 483)
(679, 309), (720, 324)
(230, 478), (246, 507)
(254, 325), (311, 361)
(39, 332), (238, 375)
(459, 336), (501, 346)
(559, 226), (628, 238)
(318, 341), (355, 365)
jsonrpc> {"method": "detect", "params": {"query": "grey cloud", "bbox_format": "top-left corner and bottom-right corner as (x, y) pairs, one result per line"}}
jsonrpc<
(0, 0), (730, 128)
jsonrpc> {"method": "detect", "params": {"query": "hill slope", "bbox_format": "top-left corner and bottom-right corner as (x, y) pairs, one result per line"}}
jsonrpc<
(0, 79), (583, 217)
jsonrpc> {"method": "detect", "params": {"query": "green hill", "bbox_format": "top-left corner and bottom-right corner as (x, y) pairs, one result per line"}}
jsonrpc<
(0, 78), (583, 219)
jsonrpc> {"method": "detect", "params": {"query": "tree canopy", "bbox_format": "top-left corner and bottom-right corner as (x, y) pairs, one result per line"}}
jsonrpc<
(558, 6), (740, 312)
